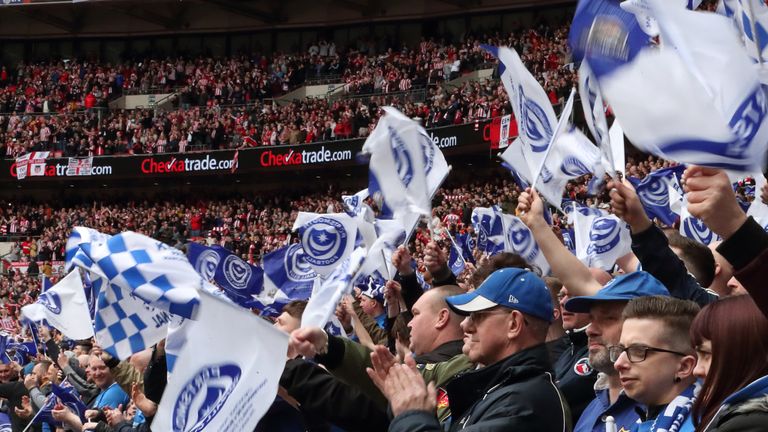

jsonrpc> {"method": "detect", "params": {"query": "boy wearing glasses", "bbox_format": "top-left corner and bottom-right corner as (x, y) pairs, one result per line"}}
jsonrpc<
(610, 296), (700, 432)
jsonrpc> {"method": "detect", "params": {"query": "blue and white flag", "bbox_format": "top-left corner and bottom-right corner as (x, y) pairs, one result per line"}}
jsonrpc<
(187, 243), (264, 309)
(456, 232), (477, 264)
(471, 207), (505, 255)
(628, 166), (686, 226)
(499, 213), (551, 275)
(620, 0), (700, 37)
(575, 0), (768, 172)
(680, 197), (722, 245)
(562, 227), (577, 255)
(95, 281), (183, 360)
(256, 243), (317, 315)
(536, 127), (605, 210)
(499, 138), (533, 189)
(718, 0), (768, 66)
(574, 210), (632, 270)
(342, 188), (370, 218)
(0, 412), (10, 432)
(293, 212), (360, 277)
(301, 247), (366, 329)
(447, 233), (467, 277)
(21, 269), (94, 340)
(482, 45), (558, 176)
(0, 334), (10, 365)
(36, 383), (87, 427)
(66, 229), (201, 319)
(65, 227), (112, 271)
(364, 107), (447, 218)
(579, 61), (617, 179)
(7, 341), (36, 365)
(154, 292), (288, 432)
(356, 218), (406, 283)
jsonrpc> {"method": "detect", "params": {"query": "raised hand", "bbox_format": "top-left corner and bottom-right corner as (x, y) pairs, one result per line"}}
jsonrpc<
(682, 166), (747, 239)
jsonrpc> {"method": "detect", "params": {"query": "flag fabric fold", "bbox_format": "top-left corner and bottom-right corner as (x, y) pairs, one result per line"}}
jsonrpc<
(21, 269), (94, 340)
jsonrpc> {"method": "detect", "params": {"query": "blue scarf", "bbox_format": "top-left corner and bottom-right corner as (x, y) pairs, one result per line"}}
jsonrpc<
(648, 382), (700, 432)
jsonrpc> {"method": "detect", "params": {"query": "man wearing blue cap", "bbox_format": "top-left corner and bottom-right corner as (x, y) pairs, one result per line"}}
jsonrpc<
(375, 267), (570, 432)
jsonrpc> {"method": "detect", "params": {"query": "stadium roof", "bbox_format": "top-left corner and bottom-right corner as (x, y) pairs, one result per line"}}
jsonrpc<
(0, 0), (575, 38)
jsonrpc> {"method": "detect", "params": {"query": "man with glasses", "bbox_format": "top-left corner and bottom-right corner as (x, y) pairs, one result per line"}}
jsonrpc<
(376, 268), (570, 432)
(564, 272), (670, 432)
(609, 296), (699, 432)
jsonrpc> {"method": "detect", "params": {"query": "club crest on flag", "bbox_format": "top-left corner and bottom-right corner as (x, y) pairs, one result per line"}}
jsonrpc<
(301, 217), (349, 267)
(388, 126), (415, 186)
(560, 156), (593, 177)
(284, 244), (314, 282)
(588, 217), (623, 255)
(172, 363), (242, 432)
(507, 221), (540, 264)
(681, 216), (718, 245)
(37, 292), (62, 315)
(222, 255), (254, 291)
(518, 86), (553, 152)
(193, 249), (220, 282)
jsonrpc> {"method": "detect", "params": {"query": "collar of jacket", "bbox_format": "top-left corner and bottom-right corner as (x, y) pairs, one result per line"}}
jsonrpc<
(414, 339), (464, 364)
(566, 326), (589, 347)
(446, 343), (552, 421)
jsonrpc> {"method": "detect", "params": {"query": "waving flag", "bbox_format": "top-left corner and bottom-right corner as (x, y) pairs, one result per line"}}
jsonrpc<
(21, 269), (94, 340)
(447, 233), (467, 277)
(293, 212), (360, 277)
(574, 210), (632, 270)
(364, 107), (447, 218)
(610, 121), (627, 177)
(257, 243), (317, 315)
(718, 0), (768, 65)
(482, 45), (558, 176)
(35, 383), (87, 427)
(342, 189), (370, 218)
(301, 248), (366, 329)
(499, 138), (533, 189)
(579, 61), (617, 179)
(536, 127), (605, 210)
(356, 218), (406, 283)
(187, 243), (264, 309)
(66, 229), (201, 319)
(471, 207), (505, 255)
(562, 227), (577, 254)
(680, 197), (722, 245)
(499, 213), (551, 275)
(575, 0), (768, 172)
(628, 166), (685, 226)
(154, 292), (288, 432)
(456, 232), (477, 264)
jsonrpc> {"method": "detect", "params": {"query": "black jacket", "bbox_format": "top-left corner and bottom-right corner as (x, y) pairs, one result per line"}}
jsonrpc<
(705, 395), (768, 432)
(553, 329), (596, 424)
(414, 340), (464, 365)
(389, 343), (571, 432)
(631, 224), (718, 307)
(278, 358), (389, 432)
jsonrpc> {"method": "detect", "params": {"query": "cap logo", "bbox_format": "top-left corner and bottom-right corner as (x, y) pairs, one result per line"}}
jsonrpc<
(508, 295), (519, 304)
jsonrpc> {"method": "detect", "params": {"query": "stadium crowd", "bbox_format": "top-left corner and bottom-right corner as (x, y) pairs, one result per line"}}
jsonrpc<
(0, 24), (575, 158)
(3, 1), (767, 430)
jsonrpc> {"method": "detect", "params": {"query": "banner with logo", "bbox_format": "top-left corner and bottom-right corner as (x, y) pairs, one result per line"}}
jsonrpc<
(20, 269), (94, 340)
(499, 213), (550, 275)
(187, 243), (264, 309)
(573, 210), (632, 270)
(153, 292), (289, 432)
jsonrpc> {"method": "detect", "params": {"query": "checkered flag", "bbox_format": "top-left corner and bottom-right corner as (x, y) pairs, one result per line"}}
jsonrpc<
(66, 228), (200, 319)
(95, 282), (180, 360)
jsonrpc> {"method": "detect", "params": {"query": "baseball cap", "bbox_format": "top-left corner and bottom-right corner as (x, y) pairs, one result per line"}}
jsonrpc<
(446, 268), (553, 322)
(564, 271), (670, 313)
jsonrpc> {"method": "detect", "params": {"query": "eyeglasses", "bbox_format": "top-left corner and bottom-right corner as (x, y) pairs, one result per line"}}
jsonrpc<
(608, 344), (689, 363)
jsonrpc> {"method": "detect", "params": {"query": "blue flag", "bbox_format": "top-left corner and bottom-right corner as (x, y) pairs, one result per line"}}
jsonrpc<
(628, 166), (685, 226)
(447, 233), (467, 277)
(257, 244), (317, 316)
(0, 334), (10, 365)
(187, 243), (264, 309)
(456, 233), (476, 264)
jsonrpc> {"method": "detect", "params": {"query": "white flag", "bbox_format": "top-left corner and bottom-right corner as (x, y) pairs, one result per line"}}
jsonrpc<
(537, 128), (604, 210)
(293, 212), (361, 277)
(574, 211), (632, 271)
(680, 197), (722, 245)
(301, 247), (366, 329)
(499, 137), (533, 188)
(499, 213), (551, 275)
(609, 120), (626, 177)
(579, 61), (617, 179)
(592, 0), (768, 172)
(153, 292), (288, 432)
(342, 189), (370, 218)
(357, 219), (406, 282)
(21, 269), (94, 340)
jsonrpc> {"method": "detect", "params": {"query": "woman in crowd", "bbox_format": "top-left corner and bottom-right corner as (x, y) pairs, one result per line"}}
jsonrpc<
(690, 295), (768, 431)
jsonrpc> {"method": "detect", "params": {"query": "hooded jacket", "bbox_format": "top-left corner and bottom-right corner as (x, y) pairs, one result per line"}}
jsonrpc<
(702, 375), (768, 432)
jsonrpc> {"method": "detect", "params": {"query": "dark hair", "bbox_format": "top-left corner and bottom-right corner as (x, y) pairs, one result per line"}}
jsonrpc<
(391, 312), (412, 345)
(690, 295), (768, 429)
(470, 253), (534, 288)
(664, 230), (716, 287)
(282, 300), (308, 320)
(622, 296), (700, 351)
